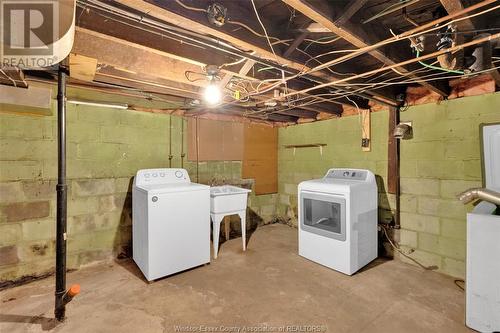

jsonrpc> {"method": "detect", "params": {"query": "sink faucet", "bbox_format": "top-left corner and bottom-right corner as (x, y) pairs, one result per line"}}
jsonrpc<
(209, 177), (227, 186)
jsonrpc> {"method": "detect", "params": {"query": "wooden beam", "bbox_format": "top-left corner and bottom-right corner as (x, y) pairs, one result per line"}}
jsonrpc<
(296, 103), (343, 115)
(294, 22), (330, 33)
(266, 113), (298, 123)
(275, 108), (318, 119)
(95, 66), (201, 100)
(69, 53), (97, 82)
(439, 0), (475, 30)
(335, 0), (369, 26)
(387, 106), (398, 194)
(361, 109), (371, 152)
(73, 28), (207, 88)
(282, 0), (450, 97)
(219, 59), (256, 89)
(283, 32), (309, 58)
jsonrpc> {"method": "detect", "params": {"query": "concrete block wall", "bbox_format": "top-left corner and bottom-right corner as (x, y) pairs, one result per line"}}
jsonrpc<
(277, 111), (392, 226)
(396, 92), (500, 278)
(0, 88), (276, 283)
(276, 92), (500, 278)
(0, 101), (161, 282)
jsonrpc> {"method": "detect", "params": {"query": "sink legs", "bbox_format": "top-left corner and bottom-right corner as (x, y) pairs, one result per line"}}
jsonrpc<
(210, 210), (246, 259)
(238, 211), (246, 251)
(211, 214), (223, 259)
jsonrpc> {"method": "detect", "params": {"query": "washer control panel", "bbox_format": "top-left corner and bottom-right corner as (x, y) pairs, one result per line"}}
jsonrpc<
(325, 169), (367, 181)
(135, 168), (190, 185)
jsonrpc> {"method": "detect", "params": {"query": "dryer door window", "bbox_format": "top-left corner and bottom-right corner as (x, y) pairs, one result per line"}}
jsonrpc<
(300, 192), (346, 241)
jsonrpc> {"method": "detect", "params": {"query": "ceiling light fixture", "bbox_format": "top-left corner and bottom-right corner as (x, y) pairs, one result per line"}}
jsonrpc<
(66, 99), (129, 110)
(203, 81), (222, 106)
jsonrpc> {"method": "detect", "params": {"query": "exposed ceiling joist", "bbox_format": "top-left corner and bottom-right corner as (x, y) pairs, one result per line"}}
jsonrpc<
(115, 0), (398, 106)
(275, 108), (317, 119)
(439, 0), (500, 87)
(73, 28), (342, 118)
(73, 28), (207, 90)
(439, 0), (475, 30)
(95, 67), (201, 100)
(295, 22), (329, 33)
(295, 103), (342, 115)
(334, 0), (369, 27)
(75, 3), (361, 114)
(219, 59), (256, 89)
(282, 0), (450, 97)
(117, 0), (323, 79)
(283, 31), (309, 58)
(266, 113), (299, 123)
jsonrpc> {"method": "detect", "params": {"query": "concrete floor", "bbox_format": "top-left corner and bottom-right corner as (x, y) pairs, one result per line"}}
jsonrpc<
(0, 224), (470, 333)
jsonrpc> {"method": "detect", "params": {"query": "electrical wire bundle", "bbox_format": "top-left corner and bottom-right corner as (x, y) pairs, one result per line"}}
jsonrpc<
(76, 0), (500, 118)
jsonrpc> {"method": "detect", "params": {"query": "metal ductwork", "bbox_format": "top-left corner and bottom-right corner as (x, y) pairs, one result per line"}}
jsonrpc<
(458, 188), (500, 206)
(468, 33), (494, 73)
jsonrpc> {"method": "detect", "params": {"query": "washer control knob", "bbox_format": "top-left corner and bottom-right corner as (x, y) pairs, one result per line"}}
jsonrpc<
(175, 170), (183, 178)
(160, 172), (165, 177)
(152, 173), (158, 177)
(152, 196), (158, 202)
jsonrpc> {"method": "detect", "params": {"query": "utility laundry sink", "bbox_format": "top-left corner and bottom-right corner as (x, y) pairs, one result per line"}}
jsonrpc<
(210, 185), (251, 259)
(210, 185), (251, 214)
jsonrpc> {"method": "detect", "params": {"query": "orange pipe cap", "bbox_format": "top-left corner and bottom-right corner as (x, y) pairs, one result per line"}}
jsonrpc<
(68, 284), (80, 297)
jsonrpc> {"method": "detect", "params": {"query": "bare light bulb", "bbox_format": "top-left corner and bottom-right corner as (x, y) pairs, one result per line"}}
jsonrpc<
(203, 83), (221, 105)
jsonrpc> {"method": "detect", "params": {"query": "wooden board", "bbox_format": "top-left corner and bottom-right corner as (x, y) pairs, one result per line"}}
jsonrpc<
(387, 106), (398, 194)
(187, 118), (243, 161)
(242, 123), (278, 195)
(361, 109), (371, 152)
(69, 53), (97, 82)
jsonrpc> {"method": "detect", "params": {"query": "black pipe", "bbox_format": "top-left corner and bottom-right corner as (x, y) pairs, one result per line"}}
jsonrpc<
(55, 64), (68, 321)
(394, 106), (401, 229)
(168, 115), (173, 167)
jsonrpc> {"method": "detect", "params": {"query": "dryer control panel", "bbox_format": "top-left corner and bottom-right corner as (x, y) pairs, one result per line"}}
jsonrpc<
(324, 169), (368, 181)
(135, 168), (190, 186)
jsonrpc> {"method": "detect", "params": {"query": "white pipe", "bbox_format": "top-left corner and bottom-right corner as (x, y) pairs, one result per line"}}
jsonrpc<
(66, 99), (128, 109)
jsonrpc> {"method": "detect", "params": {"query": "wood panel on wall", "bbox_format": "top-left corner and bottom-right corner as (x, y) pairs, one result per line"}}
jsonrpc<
(187, 118), (243, 161)
(242, 123), (278, 195)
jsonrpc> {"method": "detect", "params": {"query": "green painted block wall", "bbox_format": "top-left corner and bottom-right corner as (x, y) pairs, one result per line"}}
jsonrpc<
(277, 92), (500, 278)
(278, 110), (392, 225)
(397, 92), (500, 278)
(0, 87), (276, 283)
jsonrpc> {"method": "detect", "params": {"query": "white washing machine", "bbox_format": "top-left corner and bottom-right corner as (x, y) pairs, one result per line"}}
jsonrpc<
(298, 168), (378, 275)
(132, 168), (210, 281)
